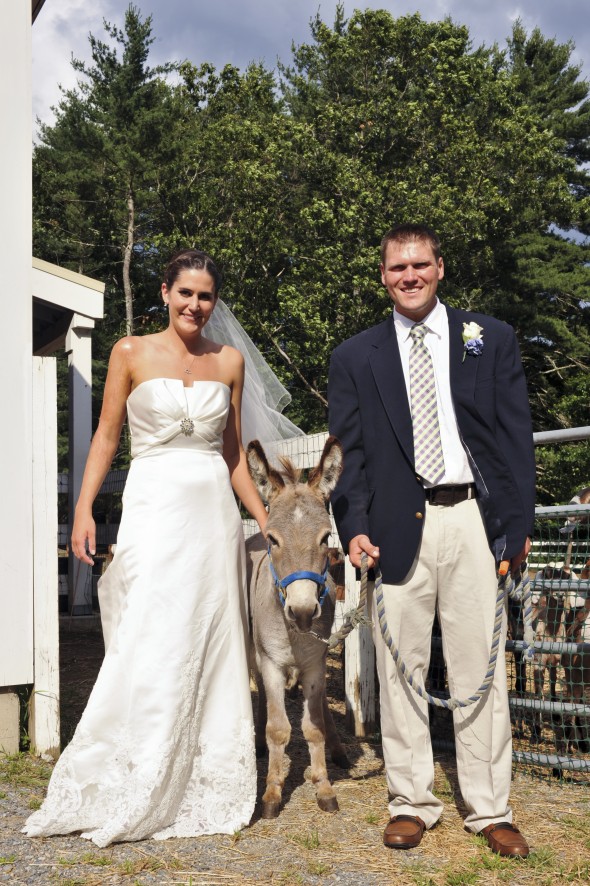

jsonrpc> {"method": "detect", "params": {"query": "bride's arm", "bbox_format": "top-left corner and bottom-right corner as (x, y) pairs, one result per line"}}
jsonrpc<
(222, 350), (268, 533)
(71, 339), (133, 564)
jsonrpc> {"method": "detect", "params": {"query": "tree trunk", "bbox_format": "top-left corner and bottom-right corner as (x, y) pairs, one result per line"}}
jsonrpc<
(262, 323), (328, 408)
(123, 188), (135, 336)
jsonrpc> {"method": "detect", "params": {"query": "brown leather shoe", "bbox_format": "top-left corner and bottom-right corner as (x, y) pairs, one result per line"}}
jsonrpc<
(480, 822), (530, 858)
(383, 814), (426, 849)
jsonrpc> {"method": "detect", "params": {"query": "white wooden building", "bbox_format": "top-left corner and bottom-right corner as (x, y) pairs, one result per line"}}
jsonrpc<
(0, 2), (104, 759)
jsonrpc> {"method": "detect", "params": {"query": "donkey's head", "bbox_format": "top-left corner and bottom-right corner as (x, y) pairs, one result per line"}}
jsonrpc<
(247, 436), (343, 632)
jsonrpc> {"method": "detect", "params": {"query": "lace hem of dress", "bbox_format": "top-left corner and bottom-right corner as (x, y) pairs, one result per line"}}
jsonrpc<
(24, 719), (256, 847)
(23, 652), (256, 847)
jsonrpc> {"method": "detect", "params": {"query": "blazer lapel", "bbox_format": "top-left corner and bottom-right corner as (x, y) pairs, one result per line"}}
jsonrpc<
(447, 306), (478, 401)
(367, 317), (414, 465)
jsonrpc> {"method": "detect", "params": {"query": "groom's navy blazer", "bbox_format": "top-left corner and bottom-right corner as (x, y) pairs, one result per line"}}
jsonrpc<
(328, 304), (536, 584)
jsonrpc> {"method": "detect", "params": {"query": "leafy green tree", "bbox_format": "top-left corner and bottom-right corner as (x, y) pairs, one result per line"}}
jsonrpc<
(33, 5), (590, 498)
(274, 8), (590, 437)
(489, 22), (590, 497)
(507, 21), (590, 187)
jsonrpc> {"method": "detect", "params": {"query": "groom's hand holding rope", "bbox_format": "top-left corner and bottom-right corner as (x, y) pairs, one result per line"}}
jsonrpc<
(348, 534), (380, 570)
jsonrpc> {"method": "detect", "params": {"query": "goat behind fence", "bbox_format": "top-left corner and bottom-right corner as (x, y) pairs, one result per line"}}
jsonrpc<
(507, 504), (590, 777)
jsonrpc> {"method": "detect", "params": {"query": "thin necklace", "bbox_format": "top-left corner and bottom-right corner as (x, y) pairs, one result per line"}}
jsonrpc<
(184, 353), (197, 375)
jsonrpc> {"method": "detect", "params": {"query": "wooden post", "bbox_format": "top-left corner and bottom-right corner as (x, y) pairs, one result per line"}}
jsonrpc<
(30, 357), (60, 758)
(343, 558), (376, 735)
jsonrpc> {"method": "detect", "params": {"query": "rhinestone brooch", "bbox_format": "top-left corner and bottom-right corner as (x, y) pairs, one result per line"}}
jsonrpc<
(180, 418), (195, 436)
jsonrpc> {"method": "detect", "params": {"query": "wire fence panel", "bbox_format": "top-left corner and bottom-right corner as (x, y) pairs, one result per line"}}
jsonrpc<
(505, 506), (590, 779)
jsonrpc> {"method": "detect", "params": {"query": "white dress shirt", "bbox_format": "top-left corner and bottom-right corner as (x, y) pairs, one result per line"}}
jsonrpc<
(394, 299), (474, 487)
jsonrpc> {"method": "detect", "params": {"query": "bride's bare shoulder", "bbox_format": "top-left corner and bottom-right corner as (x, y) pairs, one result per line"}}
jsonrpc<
(214, 342), (243, 366)
(111, 332), (165, 359)
(218, 345), (245, 391)
(108, 335), (166, 388)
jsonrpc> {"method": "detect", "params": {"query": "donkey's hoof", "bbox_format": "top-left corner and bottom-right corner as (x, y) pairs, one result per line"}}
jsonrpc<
(317, 795), (339, 813)
(331, 750), (350, 769)
(262, 800), (281, 819)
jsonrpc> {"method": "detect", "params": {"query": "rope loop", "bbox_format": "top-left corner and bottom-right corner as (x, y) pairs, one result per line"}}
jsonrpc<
(363, 552), (533, 709)
(502, 565), (535, 660)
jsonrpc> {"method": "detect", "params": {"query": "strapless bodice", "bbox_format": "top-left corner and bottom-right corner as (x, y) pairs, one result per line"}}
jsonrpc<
(126, 378), (230, 458)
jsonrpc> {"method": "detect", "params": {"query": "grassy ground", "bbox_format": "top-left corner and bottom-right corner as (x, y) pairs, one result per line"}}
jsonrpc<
(2, 745), (590, 885)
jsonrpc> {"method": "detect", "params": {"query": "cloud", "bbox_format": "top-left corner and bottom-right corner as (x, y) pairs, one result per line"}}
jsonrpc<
(32, 0), (114, 127)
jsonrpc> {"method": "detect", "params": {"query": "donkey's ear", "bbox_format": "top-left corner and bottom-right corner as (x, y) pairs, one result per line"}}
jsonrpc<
(308, 436), (343, 500)
(247, 440), (285, 504)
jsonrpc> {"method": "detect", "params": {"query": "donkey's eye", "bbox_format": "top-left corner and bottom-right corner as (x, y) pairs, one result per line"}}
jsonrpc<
(320, 532), (331, 547)
(267, 533), (279, 547)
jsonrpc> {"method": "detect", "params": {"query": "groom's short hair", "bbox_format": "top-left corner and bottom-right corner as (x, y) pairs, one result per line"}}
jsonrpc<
(380, 224), (442, 265)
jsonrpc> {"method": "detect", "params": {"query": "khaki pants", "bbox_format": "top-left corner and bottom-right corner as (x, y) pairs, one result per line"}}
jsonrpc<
(371, 497), (513, 832)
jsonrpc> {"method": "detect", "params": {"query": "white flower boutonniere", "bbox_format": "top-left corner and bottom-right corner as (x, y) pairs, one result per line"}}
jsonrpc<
(462, 321), (484, 362)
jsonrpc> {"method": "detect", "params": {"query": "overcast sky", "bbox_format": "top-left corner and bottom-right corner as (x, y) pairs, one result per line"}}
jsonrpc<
(33, 1), (590, 128)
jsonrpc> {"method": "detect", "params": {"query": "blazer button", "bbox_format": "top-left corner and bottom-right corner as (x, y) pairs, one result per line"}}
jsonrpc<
(415, 512), (424, 520)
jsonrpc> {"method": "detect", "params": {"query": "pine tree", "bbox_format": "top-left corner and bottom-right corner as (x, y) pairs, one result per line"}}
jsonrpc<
(34, 4), (178, 336)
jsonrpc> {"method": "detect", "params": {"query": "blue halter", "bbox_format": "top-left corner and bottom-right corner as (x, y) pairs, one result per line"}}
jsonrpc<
(266, 543), (330, 610)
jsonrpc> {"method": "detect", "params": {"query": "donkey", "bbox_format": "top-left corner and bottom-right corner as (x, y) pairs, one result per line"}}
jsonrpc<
(246, 436), (349, 819)
(547, 486), (590, 751)
(530, 564), (571, 745)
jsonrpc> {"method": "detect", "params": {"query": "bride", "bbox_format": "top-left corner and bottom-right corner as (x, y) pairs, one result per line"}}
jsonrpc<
(24, 249), (299, 847)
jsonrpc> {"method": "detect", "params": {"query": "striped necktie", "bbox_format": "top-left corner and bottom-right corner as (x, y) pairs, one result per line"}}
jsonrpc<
(409, 323), (445, 485)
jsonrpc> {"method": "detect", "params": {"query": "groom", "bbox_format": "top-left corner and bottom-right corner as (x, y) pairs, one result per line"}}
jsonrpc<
(328, 224), (535, 857)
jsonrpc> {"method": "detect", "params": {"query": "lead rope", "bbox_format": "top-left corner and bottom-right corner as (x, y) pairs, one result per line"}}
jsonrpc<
(504, 565), (536, 658)
(366, 553), (534, 710)
(326, 591), (372, 648)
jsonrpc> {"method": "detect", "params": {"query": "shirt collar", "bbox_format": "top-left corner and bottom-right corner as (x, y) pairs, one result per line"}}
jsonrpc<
(393, 298), (445, 342)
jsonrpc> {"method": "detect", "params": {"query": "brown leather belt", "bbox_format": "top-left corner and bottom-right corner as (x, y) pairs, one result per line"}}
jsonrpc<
(424, 483), (477, 506)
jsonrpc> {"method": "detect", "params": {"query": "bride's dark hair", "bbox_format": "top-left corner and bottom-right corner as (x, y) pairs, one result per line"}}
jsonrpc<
(163, 249), (222, 295)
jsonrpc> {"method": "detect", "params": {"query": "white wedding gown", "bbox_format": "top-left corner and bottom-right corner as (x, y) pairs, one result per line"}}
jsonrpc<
(24, 379), (257, 847)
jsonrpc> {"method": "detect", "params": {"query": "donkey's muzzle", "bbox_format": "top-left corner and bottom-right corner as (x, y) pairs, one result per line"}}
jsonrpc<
(285, 598), (322, 632)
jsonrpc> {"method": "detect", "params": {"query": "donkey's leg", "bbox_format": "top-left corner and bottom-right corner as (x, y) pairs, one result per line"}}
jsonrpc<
(531, 656), (545, 743)
(252, 664), (268, 758)
(259, 659), (290, 818)
(564, 657), (590, 753)
(548, 661), (568, 754)
(321, 692), (349, 768)
(300, 670), (338, 813)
